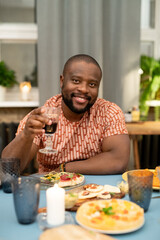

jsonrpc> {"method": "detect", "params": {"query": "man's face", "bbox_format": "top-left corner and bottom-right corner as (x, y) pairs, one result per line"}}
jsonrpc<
(60, 61), (101, 114)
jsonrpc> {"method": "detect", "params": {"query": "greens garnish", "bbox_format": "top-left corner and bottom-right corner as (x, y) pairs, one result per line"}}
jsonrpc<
(69, 193), (77, 197)
(101, 207), (115, 215)
(76, 173), (83, 177)
(68, 173), (74, 179)
(110, 192), (115, 196)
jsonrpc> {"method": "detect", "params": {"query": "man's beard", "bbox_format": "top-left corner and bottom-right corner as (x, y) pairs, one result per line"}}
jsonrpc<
(62, 92), (95, 114)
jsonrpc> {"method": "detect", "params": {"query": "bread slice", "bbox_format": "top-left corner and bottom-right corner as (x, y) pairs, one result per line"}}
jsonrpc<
(39, 224), (116, 240)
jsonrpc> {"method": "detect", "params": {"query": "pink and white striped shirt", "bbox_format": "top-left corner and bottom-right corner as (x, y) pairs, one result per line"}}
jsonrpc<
(17, 94), (128, 173)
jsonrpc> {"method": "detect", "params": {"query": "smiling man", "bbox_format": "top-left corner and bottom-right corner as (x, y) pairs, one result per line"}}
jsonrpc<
(2, 54), (130, 174)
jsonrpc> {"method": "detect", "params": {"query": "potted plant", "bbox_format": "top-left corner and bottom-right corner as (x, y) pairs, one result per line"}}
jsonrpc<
(0, 61), (18, 101)
(139, 55), (160, 120)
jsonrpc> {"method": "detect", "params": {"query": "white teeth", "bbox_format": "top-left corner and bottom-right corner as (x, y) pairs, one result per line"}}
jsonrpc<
(78, 97), (85, 100)
(75, 97), (87, 103)
(76, 96), (86, 99)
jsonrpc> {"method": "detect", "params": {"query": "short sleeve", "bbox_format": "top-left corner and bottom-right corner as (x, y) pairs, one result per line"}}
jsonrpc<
(102, 103), (128, 138)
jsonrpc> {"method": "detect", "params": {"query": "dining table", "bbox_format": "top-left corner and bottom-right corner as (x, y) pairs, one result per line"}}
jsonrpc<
(0, 174), (160, 240)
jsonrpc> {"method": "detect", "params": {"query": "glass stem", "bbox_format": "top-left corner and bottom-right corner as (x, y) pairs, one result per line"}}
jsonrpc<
(45, 134), (53, 149)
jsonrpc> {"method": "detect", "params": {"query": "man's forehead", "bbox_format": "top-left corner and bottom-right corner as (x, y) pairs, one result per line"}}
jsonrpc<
(63, 58), (102, 79)
(63, 62), (101, 83)
(69, 60), (93, 66)
(67, 60), (100, 72)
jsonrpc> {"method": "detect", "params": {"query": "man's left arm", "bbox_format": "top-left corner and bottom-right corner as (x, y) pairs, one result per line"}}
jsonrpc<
(60, 134), (130, 174)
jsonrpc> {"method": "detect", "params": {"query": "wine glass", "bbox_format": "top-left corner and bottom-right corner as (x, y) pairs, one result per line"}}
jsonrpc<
(39, 107), (60, 154)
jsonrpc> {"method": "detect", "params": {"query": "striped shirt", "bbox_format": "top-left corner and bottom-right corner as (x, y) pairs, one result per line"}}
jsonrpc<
(17, 94), (128, 173)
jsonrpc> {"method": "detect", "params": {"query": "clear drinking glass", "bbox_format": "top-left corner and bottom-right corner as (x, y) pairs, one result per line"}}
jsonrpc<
(39, 107), (60, 154)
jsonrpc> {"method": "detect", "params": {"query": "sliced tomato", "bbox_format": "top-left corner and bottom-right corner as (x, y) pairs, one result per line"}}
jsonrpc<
(60, 173), (82, 181)
(75, 173), (82, 178)
(60, 174), (71, 181)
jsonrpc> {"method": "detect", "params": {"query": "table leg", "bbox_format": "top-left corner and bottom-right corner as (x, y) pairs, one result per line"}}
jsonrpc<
(133, 136), (140, 169)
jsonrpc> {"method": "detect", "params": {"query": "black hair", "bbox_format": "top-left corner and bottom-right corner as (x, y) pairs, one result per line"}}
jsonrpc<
(62, 54), (102, 77)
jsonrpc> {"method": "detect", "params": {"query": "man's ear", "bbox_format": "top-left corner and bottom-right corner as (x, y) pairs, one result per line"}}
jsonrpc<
(60, 75), (64, 88)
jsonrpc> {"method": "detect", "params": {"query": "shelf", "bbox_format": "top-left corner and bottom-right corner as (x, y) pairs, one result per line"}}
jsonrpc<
(0, 101), (39, 108)
(0, 87), (39, 108)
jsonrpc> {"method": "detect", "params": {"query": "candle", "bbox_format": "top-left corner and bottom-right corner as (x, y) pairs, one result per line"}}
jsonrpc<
(46, 184), (65, 226)
(19, 81), (31, 101)
(21, 85), (30, 101)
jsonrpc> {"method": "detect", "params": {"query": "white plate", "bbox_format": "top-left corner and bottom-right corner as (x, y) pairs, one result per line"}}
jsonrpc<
(40, 178), (85, 190)
(32, 173), (85, 190)
(76, 216), (145, 235)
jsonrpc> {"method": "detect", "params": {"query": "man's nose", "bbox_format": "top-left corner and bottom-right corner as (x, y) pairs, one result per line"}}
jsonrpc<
(78, 82), (89, 93)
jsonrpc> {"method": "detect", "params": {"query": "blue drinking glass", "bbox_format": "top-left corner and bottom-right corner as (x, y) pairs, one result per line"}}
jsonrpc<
(128, 170), (153, 212)
(12, 176), (40, 224)
(1, 158), (20, 193)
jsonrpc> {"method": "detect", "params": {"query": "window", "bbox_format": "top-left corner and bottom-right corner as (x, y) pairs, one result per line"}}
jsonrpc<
(0, 0), (38, 86)
(140, 0), (160, 59)
(0, 0), (35, 23)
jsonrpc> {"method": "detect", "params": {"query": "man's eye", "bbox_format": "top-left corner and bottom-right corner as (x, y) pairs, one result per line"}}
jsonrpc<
(89, 82), (97, 87)
(72, 79), (79, 84)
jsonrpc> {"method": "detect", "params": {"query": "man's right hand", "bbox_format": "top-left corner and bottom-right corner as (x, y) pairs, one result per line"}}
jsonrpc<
(1, 107), (51, 172)
(23, 107), (52, 139)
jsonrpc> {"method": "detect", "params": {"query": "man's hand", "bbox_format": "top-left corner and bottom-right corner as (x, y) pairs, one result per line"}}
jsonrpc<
(23, 107), (52, 139)
(1, 106), (52, 172)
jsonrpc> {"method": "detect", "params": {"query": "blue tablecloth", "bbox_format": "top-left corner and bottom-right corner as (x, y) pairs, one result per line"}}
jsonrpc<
(0, 174), (160, 240)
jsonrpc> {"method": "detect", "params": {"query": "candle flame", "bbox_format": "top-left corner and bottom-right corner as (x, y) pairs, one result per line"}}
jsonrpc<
(20, 81), (31, 92)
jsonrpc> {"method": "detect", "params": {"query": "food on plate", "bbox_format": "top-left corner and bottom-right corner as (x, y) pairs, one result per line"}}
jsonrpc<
(65, 193), (78, 209)
(77, 184), (124, 201)
(41, 171), (60, 182)
(78, 190), (98, 200)
(38, 184), (125, 213)
(41, 171), (85, 188)
(117, 181), (128, 193)
(39, 224), (116, 240)
(103, 185), (121, 193)
(58, 172), (84, 187)
(66, 184), (125, 211)
(76, 199), (144, 233)
(152, 167), (160, 188)
(83, 183), (104, 193)
(97, 191), (111, 199)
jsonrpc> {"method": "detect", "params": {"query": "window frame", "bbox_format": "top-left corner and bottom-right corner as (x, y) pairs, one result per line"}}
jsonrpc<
(141, 0), (160, 59)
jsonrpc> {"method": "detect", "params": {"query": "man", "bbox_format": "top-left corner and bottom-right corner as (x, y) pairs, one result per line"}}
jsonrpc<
(2, 54), (130, 174)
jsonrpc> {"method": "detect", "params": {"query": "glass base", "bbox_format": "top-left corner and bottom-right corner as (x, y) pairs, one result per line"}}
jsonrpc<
(39, 148), (57, 154)
(2, 182), (12, 193)
(37, 212), (75, 231)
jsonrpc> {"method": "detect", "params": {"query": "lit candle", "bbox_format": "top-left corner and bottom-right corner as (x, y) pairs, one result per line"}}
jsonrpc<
(46, 184), (65, 226)
(21, 85), (30, 101)
(20, 81), (31, 101)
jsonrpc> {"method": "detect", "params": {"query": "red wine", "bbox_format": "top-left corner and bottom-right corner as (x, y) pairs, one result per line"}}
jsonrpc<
(44, 122), (58, 134)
